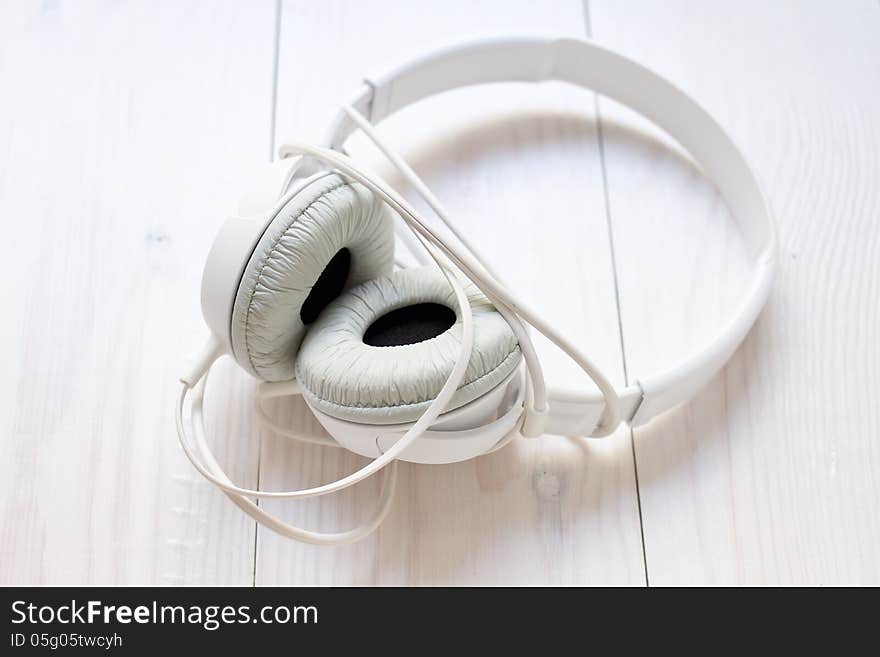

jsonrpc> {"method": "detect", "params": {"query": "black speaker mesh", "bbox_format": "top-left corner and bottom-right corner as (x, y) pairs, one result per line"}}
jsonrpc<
(363, 303), (456, 347)
(300, 248), (351, 324)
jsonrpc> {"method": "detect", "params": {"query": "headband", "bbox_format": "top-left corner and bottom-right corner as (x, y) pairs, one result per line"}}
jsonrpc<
(316, 36), (776, 432)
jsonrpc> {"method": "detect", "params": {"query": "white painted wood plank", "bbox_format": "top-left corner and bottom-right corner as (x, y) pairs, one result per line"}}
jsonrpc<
(590, 0), (880, 584)
(255, 0), (645, 584)
(0, 1), (277, 584)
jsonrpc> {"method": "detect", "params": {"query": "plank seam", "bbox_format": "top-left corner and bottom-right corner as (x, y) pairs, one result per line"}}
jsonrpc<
(253, 0), (284, 587)
(268, 0), (283, 161)
(583, 0), (650, 587)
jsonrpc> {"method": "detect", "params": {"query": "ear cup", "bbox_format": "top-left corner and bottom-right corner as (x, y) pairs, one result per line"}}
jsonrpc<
(295, 266), (522, 425)
(231, 173), (394, 381)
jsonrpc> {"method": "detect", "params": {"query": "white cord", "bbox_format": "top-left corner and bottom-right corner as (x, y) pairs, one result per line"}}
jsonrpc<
(188, 371), (397, 545)
(178, 115), (625, 543)
(341, 105), (503, 282)
(278, 138), (623, 435)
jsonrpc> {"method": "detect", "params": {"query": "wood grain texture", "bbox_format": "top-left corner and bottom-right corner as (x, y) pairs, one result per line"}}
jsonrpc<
(2, 0), (877, 586)
(253, 0), (646, 585)
(590, 0), (880, 584)
(0, 1), (277, 584)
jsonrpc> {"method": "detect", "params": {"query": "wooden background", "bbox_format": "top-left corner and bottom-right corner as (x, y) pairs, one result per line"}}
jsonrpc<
(1, 0), (877, 585)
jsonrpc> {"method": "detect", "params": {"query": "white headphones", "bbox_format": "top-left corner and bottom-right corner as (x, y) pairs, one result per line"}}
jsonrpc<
(177, 37), (776, 545)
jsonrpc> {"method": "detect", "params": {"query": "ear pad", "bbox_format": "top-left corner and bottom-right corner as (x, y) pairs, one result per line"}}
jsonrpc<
(295, 266), (522, 425)
(231, 173), (394, 381)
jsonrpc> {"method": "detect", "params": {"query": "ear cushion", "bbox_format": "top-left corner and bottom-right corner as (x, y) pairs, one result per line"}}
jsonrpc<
(295, 266), (522, 425)
(231, 173), (394, 381)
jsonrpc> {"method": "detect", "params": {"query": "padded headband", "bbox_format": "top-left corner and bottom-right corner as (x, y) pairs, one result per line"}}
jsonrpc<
(311, 36), (775, 431)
